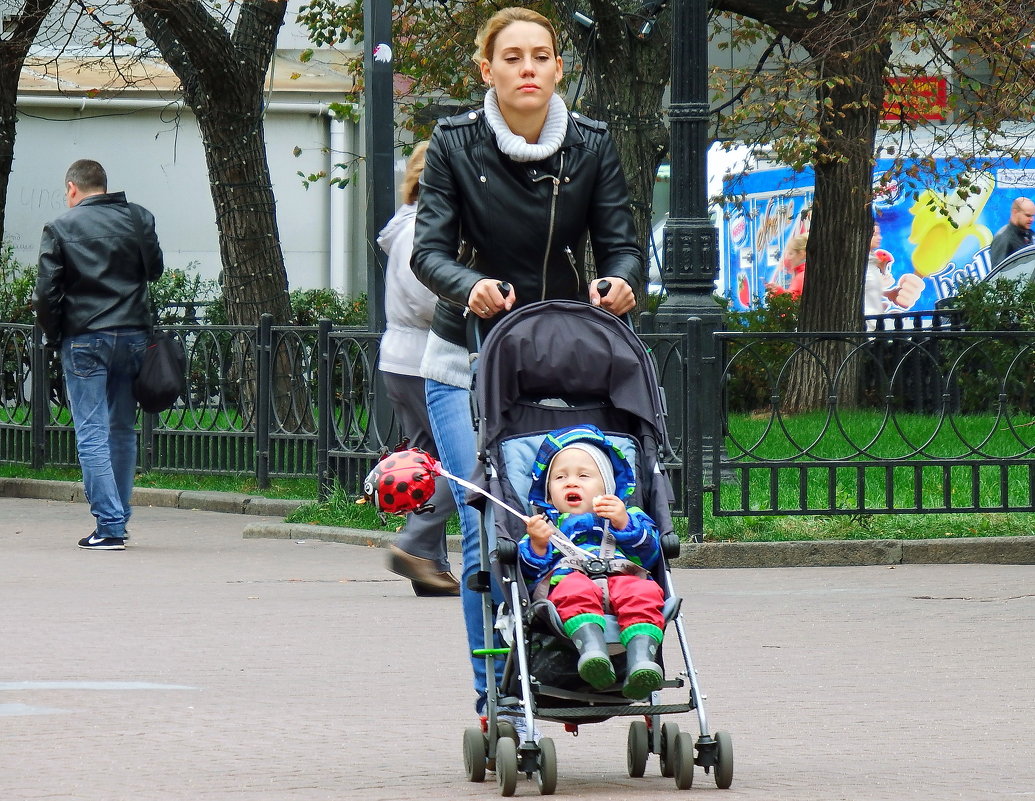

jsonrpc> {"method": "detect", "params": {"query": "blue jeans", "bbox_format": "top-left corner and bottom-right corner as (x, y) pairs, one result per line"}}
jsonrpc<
(425, 378), (503, 714)
(61, 328), (148, 539)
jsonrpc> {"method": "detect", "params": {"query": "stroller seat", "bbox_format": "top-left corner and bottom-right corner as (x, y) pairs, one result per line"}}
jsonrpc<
(493, 428), (685, 710)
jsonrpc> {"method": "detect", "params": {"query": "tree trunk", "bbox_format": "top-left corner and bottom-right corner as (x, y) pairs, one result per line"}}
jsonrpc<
(131, 0), (302, 432)
(130, 0), (291, 326)
(195, 111), (291, 326)
(782, 16), (892, 412)
(574, 11), (670, 257)
(0, 0), (58, 244)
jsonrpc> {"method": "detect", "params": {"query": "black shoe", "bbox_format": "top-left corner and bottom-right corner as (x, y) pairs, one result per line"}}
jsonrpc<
(78, 533), (126, 551)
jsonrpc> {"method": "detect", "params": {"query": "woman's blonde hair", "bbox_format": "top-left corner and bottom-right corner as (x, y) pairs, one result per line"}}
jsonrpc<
(474, 7), (559, 64)
(400, 141), (429, 205)
(787, 234), (808, 254)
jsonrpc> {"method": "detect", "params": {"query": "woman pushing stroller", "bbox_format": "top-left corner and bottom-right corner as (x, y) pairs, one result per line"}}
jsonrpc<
(411, 5), (644, 716)
(519, 425), (665, 700)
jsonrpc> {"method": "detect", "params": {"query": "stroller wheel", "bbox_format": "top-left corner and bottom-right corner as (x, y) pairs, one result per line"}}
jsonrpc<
(536, 737), (557, 795)
(463, 727), (487, 782)
(626, 720), (649, 778)
(714, 730), (734, 789)
(659, 722), (680, 778)
(496, 737), (519, 797)
(497, 720), (519, 746)
(673, 732), (695, 790)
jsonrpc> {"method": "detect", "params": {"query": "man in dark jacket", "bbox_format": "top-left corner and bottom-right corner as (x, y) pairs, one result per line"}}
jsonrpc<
(989, 197), (1035, 269)
(34, 160), (164, 550)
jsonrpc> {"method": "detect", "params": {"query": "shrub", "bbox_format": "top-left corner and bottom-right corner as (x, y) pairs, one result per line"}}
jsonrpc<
(719, 289), (800, 413)
(150, 263), (220, 325)
(206, 288), (368, 327)
(0, 245), (36, 324)
(290, 288), (367, 326)
(947, 276), (1035, 413)
(0, 250), (220, 327)
(951, 275), (1035, 331)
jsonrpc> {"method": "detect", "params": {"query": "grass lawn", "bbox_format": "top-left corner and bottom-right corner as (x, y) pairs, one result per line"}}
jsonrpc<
(0, 463), (318, 501)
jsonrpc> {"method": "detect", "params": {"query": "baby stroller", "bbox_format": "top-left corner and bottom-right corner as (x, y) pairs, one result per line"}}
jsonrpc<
(461, 299), (733, 796)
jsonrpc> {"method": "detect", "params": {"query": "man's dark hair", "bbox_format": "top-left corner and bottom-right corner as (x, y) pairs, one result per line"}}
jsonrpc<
(65, 160), (107, 193)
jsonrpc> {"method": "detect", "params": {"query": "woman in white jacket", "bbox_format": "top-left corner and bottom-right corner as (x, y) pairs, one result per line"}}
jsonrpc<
(378, 142), (459, 596)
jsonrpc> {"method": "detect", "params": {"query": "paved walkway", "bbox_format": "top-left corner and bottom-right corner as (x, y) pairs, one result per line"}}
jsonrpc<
(3, 496), (1034, 800)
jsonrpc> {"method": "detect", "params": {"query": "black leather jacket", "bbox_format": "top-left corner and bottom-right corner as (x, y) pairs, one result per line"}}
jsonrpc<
(34, 192), (164, 344)
(989, 222), (1033, 269)
(411, 108), (644, 348)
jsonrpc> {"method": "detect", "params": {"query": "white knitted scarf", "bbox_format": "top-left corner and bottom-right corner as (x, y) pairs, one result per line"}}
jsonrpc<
(483, 87), (568, 163)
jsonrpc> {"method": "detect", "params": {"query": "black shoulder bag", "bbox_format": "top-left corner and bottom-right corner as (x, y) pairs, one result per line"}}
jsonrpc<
(128, 204), (186, 413)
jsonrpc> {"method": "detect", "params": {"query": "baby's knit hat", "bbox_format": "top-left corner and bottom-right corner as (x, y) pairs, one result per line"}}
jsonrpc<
(548, 442), (616, 498)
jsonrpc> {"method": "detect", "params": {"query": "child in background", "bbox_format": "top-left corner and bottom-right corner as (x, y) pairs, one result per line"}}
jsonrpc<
(767, 234), (808, 297)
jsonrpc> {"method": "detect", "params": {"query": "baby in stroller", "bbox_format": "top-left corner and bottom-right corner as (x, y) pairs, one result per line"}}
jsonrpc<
(518, 424), (665, 700)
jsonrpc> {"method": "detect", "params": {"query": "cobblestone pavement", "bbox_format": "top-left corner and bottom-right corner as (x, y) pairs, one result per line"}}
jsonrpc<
(3, 496), (1034, 801)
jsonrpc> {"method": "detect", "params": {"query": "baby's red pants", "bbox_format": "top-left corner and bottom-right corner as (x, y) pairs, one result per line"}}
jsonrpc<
(549, 571), (665, 631)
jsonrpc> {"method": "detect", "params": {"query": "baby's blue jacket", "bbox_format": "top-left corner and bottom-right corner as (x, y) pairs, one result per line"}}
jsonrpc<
(518, 508), (661, 587)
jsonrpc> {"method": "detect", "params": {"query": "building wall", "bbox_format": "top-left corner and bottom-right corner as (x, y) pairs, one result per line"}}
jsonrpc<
(7, 100), (364, 295)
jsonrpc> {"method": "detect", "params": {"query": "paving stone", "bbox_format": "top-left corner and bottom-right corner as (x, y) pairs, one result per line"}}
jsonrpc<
(3, 496), (1034, 800)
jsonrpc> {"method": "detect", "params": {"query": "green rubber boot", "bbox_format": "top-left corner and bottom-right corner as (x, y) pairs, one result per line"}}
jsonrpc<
(570, 623), (616, 690)
(622, 634), (663, 699)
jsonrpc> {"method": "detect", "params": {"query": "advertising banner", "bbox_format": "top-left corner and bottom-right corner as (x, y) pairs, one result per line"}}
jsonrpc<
(721, 158), (1035, 312)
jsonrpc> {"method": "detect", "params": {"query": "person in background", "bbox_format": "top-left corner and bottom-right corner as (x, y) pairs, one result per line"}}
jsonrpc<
(410, 6), (643, 718)
(767, 235), (807, 298)
(989, 197), (1035, 269)
(33, 159), (164, 550)
(863, 222), (925, 329)
(378, 142), (460, 597)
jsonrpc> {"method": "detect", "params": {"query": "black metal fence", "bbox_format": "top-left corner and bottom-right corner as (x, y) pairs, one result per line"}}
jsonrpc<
(6, 313), (1035, 538)
(316, 321), (389, 499)
(0, 317), (336, 485)
(693, 320), (1035, 539)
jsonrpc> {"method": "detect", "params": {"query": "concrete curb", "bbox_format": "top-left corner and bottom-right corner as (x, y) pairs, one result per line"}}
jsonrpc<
(241, 521), (1035, 568)
(7, 476), (1035, 567)
(241, 522), (466, 554)
(0, 477), (305, 519)
(669, 536), (1035, 568)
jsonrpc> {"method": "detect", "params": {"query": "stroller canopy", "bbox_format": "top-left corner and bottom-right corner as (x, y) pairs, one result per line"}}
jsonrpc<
(475, 301), (669, 451)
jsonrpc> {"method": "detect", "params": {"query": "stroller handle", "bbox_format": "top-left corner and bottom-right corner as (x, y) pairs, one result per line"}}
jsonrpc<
(466, 280), (613, 353)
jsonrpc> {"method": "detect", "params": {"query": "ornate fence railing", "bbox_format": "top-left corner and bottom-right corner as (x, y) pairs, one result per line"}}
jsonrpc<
(0, 317), (346, 486)
(688, 323), (1035, 539)
(316, 321), (393, 499)
(8, 314), (1035, 535)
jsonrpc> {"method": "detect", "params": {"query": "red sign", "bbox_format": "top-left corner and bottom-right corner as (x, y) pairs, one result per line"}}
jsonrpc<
(882, 77), (948, 122)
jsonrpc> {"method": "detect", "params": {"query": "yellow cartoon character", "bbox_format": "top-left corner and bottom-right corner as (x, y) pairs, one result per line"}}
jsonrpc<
(908, 171), (994, 278)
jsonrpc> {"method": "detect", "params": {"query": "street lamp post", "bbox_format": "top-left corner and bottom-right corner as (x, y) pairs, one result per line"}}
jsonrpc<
(364, 0), (394, 334)
(658, 0), (719, 313)
(653, 0), (723, 522)
(363, 0), (396, 444)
